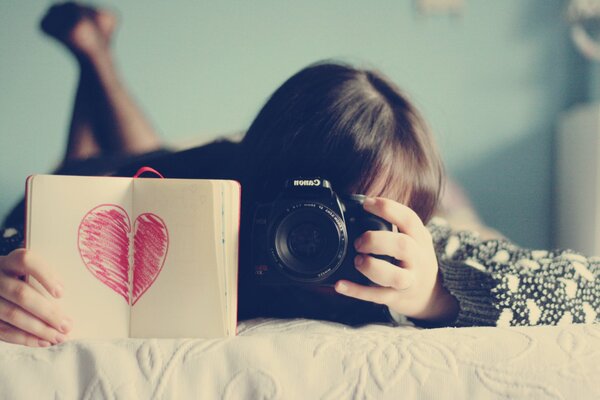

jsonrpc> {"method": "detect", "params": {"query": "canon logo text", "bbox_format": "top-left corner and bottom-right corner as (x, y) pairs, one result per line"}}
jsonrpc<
(293, 179), (321, 187)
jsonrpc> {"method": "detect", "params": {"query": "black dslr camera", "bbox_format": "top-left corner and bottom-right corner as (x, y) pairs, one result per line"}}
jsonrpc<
(251, 178), (395, 286)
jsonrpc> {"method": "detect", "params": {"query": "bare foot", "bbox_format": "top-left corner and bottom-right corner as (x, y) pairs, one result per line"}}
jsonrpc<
(40, 2), (117, 60)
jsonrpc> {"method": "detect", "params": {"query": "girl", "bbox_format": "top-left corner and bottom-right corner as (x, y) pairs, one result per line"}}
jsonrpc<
(0, 3), (598, 348)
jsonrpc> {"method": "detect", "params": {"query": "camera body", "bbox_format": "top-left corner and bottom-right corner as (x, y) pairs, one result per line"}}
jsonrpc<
(251, 178), (395, 286)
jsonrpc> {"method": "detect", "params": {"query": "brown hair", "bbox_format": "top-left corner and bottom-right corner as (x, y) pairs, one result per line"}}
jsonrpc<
(238, 61), (445, 224)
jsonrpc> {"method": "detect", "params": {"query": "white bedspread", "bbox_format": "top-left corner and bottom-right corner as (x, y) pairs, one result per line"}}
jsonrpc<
(1, 319), (599, 399)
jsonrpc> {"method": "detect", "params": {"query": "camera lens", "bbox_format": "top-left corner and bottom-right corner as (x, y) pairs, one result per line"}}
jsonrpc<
(271, 203), (347, 280)
(288, 223), (326, 259)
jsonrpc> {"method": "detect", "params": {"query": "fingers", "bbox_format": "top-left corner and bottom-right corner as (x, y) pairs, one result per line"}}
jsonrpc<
(334, 279), (396, 305)
(0, 298), (67, 346)
(354, 255), (414, 290)
(354, 231), (419, 269)
(2, 249), (64, 298)
(0, 250), (72, 347)
(0, 274), (71, 336)
(363, 197), (431, 243)
(0, 320), (52, 347)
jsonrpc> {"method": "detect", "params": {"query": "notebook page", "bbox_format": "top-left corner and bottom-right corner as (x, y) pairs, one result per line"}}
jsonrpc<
(210, 180), (240, 336)
(212, 181), (227, 332)
(130, 178), (225, 338)
(26, 175), (132, 339)
(226, 180), (241, 335)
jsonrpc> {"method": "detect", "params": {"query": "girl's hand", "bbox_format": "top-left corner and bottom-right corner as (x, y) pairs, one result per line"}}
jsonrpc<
(0, 249), (72, 347)
(334, 197), (459, 325)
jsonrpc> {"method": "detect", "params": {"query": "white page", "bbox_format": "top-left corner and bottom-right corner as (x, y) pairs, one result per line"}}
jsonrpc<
(219, 181), (241, 335)
(212, 182), (227, 331)
(26, 175), (132, 339)
(227, 180), (241, 335)
(130, 178), (226, 338)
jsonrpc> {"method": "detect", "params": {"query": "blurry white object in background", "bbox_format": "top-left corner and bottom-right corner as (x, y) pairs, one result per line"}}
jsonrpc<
(556, 103), (600, 256)
(416, 0), (464, 15)
(568, 0), (600, 61)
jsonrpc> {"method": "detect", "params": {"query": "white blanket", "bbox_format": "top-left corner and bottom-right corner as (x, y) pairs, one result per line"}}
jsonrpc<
(1, 319), (599, 399)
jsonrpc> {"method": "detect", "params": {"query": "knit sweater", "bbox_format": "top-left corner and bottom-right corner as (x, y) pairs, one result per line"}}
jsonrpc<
(1, 217), (598, 328)
(426, 217), (599, 327)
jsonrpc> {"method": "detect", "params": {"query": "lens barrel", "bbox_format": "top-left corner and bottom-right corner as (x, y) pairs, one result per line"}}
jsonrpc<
(270, 202), (347, 281)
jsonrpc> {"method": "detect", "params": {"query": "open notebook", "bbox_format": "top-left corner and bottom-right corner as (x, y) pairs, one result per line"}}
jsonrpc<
(25, 174), (240, 339)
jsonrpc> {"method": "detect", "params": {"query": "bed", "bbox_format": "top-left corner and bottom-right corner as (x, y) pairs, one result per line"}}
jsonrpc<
(1, 318), (598, 399)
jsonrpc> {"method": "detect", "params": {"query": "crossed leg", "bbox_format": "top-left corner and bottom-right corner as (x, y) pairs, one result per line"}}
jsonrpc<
(40, 2), (163, 163)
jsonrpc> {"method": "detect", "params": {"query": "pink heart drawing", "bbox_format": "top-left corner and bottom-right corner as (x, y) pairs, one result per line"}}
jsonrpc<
(77, 204), (169, 305)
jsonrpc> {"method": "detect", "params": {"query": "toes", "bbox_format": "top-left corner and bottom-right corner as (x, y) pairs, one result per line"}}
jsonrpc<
(39, 2), (116, 55)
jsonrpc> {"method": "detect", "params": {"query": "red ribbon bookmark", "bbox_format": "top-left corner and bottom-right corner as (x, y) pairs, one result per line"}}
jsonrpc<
(133, 166), (165, 179)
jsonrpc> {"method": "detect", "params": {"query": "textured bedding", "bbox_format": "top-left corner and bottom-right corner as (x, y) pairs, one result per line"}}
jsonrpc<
(1, 318), (599, 399)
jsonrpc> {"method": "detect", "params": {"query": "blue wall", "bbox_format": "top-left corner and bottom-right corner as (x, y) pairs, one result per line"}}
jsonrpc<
(0, 1), (587, 249)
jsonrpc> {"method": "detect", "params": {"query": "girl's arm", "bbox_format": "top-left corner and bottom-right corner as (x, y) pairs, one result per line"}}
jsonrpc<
(428, 218), (599, 326)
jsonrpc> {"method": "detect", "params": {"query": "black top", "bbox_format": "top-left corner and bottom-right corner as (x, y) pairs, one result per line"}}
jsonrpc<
(113, 140), (241, 180)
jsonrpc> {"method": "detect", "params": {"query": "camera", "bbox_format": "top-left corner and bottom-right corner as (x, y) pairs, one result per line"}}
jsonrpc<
(251, 178), (396, 286)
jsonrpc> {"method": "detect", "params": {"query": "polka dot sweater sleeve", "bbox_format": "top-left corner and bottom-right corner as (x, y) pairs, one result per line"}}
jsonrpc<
(427, 217), (599, 327)
(0, 224), (24, 256)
